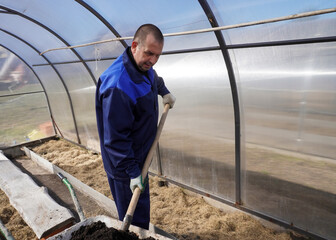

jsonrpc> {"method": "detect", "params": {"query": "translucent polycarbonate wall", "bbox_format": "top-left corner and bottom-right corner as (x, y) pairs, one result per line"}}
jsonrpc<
(54, 63), (98, 149)
(84, 0), (218, 51)
(0, 48), (52, 146)
(233, 38), (336, 240)
(209, 0), (336, 38)
(234, 42), (336, 158)
(0, 0), (124, 59)
(203, 1), (336, 238)
(0, 11), (79, 63)
(0, 52), (42, 95)
(0, 93), (52, 144)
(86, 60), (114, 81)
(0, 31), (47, 67)
(33, 66), (77, 142)
(153, 50), (236, 200)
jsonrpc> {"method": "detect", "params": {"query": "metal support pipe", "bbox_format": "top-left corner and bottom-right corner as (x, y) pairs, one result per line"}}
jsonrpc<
(39, 7), (336, 55)
(198, 0), (242, 205)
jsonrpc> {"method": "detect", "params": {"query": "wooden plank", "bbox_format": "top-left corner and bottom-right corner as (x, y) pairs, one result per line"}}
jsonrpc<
(23, 147), (119, 219)
(0, 152), (74, 239)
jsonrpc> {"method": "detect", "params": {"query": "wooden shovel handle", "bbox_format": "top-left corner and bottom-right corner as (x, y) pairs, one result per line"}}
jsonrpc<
(121, 104), (170, 231)
(141, 103), (170, 179)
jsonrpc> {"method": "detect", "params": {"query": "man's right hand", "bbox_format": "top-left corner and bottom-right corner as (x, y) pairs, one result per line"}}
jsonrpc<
(163, 93), (176, 109)
(130, 175), (144, 193)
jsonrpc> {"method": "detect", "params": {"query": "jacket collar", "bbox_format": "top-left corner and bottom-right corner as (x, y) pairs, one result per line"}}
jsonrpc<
(122, 47), (154, 84)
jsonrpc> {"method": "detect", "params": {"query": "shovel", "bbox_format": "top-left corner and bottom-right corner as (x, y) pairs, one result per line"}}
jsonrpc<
(121, 104), (170, 231)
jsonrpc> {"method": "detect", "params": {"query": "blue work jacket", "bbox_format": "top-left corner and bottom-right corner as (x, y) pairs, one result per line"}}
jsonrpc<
(95, 48), (169, 180)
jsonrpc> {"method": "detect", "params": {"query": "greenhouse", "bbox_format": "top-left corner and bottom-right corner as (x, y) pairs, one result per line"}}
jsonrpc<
(0, 0), (335, 239)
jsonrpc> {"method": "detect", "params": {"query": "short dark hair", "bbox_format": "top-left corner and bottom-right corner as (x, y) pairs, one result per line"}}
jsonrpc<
(133, 24), (164, 45)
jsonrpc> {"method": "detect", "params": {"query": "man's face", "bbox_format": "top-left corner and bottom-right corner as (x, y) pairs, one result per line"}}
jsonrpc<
(131, 34), (163, 72)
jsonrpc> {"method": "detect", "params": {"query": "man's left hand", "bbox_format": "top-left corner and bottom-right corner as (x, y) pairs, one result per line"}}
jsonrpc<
(130, 175), (144, 193)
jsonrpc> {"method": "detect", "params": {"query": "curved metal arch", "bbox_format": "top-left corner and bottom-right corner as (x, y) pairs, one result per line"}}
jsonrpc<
(198, 0), (242, 204)
(0, 28), (81, 144)
(0, 5), (97, 85)
(75, 0), (128, 49)
(0, 43), (56, 137)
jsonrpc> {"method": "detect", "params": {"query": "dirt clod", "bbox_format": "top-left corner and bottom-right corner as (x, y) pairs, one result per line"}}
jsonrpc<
(69, 221), (156, 240)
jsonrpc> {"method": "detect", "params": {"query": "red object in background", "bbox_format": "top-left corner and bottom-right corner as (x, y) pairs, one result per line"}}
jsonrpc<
(39, 121), (54, 136)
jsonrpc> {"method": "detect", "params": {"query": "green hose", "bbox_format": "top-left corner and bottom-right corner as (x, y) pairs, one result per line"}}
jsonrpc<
(0, 218), (14, 240)
(57, 172), (85, 222)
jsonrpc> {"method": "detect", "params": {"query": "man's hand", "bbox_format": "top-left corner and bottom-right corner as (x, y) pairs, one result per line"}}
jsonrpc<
(130, 175), (144, 193)
(163, 93), (176, 109)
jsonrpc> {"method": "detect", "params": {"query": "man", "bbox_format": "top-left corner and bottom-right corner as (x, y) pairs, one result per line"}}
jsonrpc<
(95, 24), (175, 229)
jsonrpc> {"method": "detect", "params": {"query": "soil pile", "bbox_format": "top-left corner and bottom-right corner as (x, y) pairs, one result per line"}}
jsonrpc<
(69, 221), (155, 240)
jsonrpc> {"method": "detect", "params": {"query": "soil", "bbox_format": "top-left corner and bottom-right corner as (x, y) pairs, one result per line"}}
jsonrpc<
(0, 138), (310, 240)
(69, 221), (156, 240)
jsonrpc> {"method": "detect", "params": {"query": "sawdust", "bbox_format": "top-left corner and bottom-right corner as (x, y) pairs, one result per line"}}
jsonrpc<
(149, 176), (300, 240)
(30, 139), (307, 240)
(33, 139), (112, 198)
(0, 138), (308, 240)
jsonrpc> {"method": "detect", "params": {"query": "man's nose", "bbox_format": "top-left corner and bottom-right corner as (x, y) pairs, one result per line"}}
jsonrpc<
(149, 55), (159, 65)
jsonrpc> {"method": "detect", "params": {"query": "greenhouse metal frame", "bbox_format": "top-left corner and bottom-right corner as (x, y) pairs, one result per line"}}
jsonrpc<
(0, 1), (335, 239)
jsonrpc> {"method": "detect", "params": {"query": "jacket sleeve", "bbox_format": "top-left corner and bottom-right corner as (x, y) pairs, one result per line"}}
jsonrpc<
(100, 87), (141, 178)
(154, 70), (170, 96)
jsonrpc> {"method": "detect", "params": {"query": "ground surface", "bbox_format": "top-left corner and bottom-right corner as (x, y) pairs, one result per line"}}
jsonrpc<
(0, 139), (310, 240)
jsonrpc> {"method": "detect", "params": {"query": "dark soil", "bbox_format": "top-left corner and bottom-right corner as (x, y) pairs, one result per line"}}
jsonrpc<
(0, 232), (6, 240)
(69, 221), (156, 240)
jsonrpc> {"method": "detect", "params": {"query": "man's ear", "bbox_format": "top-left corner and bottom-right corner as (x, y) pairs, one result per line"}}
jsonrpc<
(131, 41), (138, 50)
